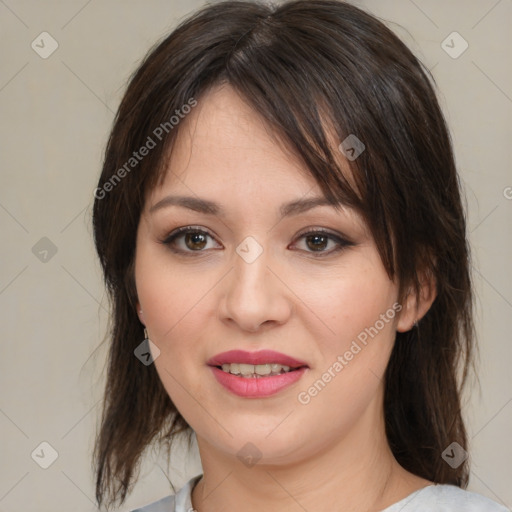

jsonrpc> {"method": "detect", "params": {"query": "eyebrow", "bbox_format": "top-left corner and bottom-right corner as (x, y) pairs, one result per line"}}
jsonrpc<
(149, 195), (340, 218)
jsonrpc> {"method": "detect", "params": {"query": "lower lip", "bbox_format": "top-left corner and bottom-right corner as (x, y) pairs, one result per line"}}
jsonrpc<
(209, 366), (307, 398)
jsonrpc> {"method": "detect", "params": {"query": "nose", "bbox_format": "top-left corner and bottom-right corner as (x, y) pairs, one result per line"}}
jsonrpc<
(218, 242), (293, 333)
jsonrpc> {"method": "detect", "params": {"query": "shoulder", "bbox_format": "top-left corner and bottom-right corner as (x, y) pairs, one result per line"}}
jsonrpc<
(130, 494), (175, 512)
(130, 474), (202, 512)
(384, 484), (510, 511)
(435, 485), (509, 511)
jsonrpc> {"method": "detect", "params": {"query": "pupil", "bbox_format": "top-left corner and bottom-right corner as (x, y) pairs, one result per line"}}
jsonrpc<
(186, 232), (207, 250)
(307, 234), (327, 251)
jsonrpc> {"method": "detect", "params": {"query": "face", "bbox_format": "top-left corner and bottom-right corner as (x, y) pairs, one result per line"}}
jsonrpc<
(134, 84), (414, 466)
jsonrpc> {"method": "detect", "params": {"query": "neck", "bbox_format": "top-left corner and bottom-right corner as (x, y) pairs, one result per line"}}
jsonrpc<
(191, 392), (430, 512)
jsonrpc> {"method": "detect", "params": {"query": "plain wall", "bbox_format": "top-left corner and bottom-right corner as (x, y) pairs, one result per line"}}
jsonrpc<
(0, 1), (511, 511)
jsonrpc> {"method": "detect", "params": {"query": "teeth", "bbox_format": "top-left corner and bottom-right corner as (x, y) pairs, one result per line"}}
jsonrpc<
(220, 363), (292, 377)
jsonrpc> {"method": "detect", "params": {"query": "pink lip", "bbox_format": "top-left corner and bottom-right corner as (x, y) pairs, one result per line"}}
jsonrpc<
(207, 349), (308, 368)
(209, 366), (308, 398)
(207, 350), (309, 398)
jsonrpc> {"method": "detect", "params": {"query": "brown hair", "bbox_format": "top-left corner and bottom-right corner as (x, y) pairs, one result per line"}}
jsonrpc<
(92, 0), (475, 509)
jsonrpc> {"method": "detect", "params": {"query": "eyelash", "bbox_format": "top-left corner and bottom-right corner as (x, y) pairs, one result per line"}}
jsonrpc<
(160, 225), (354, 257)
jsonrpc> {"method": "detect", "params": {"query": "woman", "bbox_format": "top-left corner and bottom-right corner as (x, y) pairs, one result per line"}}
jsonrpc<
(92, 1), (508, 511)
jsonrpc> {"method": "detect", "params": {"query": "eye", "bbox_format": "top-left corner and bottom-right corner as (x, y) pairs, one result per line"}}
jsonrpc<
(161, 226), (221, 254)
(161, 226), (353, 257)
(292, 228), (354, 256)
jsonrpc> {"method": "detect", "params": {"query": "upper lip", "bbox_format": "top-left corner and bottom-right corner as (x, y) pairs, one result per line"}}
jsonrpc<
(207, 349), (309, 368)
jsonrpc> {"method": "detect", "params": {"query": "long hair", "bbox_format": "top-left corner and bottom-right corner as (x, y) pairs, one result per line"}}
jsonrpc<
(92, 1), (475, 509)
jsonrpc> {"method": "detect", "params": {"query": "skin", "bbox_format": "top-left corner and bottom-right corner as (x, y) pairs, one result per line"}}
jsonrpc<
(135, 83), (436, 512)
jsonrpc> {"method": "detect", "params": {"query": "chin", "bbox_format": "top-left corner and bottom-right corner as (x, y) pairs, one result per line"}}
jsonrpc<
(200, 424), (313, 466)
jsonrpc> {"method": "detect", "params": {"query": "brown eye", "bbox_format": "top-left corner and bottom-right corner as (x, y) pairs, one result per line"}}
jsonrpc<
(293, 229), (354, 257)
(162, 226), (221, 255)
(305, 234), (329, 252)
(184, 232), (208, 250)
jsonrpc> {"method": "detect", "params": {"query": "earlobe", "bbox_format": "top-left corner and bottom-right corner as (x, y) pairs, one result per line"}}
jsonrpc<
(396, 270), (437, 332)
(136, 303), (145, 325)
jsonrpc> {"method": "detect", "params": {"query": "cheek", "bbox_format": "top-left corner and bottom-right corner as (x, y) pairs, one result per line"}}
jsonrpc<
(135, 252), (214, 414)
(294, 276), (398, 432)
(135, 245), (214, 343)
(300, 264), (398, 352)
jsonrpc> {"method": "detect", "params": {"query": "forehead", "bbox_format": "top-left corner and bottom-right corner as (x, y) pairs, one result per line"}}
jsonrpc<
(155, 83), (356, 201)
(165, 84), (310, 185)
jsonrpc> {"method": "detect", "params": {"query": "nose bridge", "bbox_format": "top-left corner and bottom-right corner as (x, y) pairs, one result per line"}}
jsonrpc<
(232, 235), (272, 301)
(220, 235), (290, 331)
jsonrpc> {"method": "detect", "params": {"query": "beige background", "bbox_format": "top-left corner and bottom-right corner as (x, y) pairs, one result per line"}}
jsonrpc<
(1, 0), (511, 511)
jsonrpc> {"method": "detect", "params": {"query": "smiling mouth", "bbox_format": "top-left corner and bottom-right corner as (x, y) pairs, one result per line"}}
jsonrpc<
(215, 362), (307, 378)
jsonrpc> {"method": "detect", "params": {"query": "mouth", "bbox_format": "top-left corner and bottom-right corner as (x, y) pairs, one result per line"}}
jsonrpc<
(206, 349), (309, 397)
(206, 349), (309, 373)
(213, 362), (307, 378)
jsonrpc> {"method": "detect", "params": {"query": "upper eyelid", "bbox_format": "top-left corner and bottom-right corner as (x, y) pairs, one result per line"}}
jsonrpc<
(163, 225), (345, 239)
(162, 225), (217, 243)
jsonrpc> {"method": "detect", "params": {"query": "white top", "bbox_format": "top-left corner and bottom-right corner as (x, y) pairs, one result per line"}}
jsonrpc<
(131, 474), (510, 512)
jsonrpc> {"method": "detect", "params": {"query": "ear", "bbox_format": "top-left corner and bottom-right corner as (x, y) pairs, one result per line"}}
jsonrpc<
(396, 269), (437, 332)
(136, 302), (146, 326)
